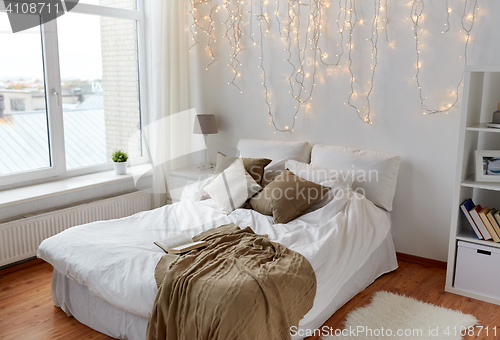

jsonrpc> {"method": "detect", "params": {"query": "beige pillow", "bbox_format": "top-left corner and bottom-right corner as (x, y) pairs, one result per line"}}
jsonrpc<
(214, 153), (271, 185)
(261, 157), (291, 187)
(250, 170), (330, 224)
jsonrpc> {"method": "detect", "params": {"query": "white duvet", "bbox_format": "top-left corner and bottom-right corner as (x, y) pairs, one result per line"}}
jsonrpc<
(38, 187), (391, 333)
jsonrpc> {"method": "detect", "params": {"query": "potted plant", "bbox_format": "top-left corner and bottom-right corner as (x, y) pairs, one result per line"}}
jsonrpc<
(111, 149), (129, 175)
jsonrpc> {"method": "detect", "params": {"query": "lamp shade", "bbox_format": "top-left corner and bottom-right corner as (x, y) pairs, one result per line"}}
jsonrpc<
(193, 114), (218, 134)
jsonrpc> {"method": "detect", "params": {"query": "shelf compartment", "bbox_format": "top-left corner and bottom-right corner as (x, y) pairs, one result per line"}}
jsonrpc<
(461, 175), (500, 191)
(454, 241), (500, 299)
(457, 228), (500, 250)
(466, 123), (500, 133)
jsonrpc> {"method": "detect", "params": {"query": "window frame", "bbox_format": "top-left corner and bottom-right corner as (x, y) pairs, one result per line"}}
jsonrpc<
(0, 1), (149, 189)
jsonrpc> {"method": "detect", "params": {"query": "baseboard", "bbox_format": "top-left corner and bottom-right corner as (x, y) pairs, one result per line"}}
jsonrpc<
(0, 257), (44, 276)
(396, 252), (447, 270)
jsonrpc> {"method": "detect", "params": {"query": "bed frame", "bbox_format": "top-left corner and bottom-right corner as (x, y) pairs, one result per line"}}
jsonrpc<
(44, 139), (400, 340)
(51, 226), (397, 340)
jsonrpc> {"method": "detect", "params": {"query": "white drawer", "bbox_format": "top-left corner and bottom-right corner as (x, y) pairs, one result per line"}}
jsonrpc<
(454, 241), (500, 299)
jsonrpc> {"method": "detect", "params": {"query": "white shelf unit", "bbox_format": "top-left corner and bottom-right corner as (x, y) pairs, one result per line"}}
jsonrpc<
(446, 66), (500, 305)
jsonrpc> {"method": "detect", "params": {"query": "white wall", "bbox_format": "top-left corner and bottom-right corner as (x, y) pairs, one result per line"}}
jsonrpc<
(190, 1), (500, 261)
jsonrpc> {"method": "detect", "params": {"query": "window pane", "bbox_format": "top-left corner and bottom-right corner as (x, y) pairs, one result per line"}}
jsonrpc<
(57, 13), (141, 170)
(0, 13), (51, 176)
(77, 0), (136, 10)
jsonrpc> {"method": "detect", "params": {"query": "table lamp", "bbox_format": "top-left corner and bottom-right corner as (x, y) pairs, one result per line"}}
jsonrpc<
(193, 114), (218, 169)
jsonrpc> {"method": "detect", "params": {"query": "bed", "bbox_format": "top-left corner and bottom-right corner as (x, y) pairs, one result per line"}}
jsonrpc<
(38, 139), (401, 340)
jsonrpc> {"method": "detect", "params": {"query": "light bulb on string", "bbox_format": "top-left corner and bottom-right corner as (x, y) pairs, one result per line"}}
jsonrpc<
(188, 0), (478, 131)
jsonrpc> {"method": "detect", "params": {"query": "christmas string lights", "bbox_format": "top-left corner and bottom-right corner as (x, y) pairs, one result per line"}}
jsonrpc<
(442, 0), (451, 34)
(189, 0), (219, 70)
(249, 0), (257, 45)
(460, 0), (478, 69)
(411, 0), (478, 115)
(189, 0), (386, 128)
(318, 1), (348, 68)
(275, 0), (283, 38)
(264, 0), (324, 132)
(256, 0), (275, 130)
(344, 0), (381, 124)
(382, 0), (389, 42)
(223, 0), (244, 92)
(188, 0), (481, 131)
(362, 0), (381, 124)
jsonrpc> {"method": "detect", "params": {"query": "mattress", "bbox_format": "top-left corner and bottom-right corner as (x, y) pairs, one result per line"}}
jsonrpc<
(39, 188), (395, 339)
(51, 226), (397, 340)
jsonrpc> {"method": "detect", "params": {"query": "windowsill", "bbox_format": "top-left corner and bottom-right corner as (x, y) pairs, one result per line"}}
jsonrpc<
(0, 164), (152, 209)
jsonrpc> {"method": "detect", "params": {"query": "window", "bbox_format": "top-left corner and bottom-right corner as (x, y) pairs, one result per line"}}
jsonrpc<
(0, 18), (51, 176)
(0, 1), (146, 186)
(10, 99), (26, 111)
(57, 12), (141, 170)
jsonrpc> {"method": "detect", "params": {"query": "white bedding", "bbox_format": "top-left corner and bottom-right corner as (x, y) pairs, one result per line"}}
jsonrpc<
(38, 186), (392, 333)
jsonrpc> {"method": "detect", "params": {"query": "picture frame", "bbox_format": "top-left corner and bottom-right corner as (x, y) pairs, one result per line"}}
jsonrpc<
(475, 150), (500, 182)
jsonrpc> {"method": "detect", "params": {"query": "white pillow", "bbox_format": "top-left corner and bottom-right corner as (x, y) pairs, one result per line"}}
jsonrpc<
(285, 160), (353, 189)
(203, 159), (262, 214)
(237, 139), (312, 163)
(310, 144), (401, 211)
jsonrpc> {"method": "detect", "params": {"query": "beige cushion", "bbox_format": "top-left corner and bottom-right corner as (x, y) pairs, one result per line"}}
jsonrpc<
(204, 159), (262, 214)
(250, 170), (330, 224)
(213, 152), (271, 185)
(261, 157), (291, 187)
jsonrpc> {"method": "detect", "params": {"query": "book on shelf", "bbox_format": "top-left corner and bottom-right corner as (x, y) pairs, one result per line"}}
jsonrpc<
(494, 210), (500, 231)
(459, 198), (483, 239)
(479, 207), (500, 243)
(154, 234), (208, 254)
(486, 209), (500, 242)
(469, 205), (492, 241)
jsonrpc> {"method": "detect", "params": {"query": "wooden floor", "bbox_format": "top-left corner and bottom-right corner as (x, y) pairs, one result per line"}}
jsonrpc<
(1, 260), (499, 340)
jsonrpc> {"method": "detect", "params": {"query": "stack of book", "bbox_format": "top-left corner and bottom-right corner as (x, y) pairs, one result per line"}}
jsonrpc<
(460, 198), (500, 242)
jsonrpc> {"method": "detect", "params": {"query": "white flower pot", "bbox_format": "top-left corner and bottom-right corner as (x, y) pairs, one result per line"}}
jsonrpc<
(113, 162), (127, 175)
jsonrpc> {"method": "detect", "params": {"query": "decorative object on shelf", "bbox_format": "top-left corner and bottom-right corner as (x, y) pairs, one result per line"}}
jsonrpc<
(189, 0), (480, 130)
(111, 149), (129, 175)
(475, 150), (500, 183)
(487, 103), (500, 128)
(193, 114), (218, 170)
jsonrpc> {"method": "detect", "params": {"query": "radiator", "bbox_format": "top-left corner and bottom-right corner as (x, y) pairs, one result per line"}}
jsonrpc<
(0, 191), (152, 267)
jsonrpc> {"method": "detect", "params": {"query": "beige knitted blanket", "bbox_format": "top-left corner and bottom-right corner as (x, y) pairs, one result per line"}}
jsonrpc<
(146, 224), (316, 340)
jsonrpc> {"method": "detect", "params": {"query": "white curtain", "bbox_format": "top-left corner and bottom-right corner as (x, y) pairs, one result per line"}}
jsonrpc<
(145, 0), (205, 208)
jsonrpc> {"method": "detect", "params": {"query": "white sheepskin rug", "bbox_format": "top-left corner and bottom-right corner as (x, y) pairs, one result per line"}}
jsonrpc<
(322, 291), (478, 340)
